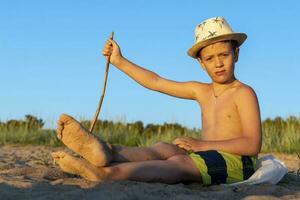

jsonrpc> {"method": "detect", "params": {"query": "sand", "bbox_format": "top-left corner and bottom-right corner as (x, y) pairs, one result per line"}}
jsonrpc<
(0, 145), (299, 200)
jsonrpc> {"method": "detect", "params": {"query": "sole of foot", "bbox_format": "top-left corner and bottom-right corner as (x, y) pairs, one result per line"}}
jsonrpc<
(56, 113), (112, 167)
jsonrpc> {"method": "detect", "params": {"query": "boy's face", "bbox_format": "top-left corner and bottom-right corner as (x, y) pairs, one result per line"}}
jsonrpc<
(197, 41), (239, 84)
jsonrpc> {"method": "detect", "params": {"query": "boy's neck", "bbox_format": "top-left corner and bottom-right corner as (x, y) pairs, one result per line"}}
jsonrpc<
(212, 78), (238, 89)
(211, 78), (239, 98)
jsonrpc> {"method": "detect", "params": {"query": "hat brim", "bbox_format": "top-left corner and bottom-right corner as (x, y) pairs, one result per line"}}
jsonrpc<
(187, 33), (247, 58)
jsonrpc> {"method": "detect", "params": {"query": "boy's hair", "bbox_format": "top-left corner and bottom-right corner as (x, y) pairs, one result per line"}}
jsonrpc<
(197, 40), (239, 60)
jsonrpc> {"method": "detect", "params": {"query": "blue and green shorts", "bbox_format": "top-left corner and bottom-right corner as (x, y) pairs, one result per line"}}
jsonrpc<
(189, 150), (256, 185)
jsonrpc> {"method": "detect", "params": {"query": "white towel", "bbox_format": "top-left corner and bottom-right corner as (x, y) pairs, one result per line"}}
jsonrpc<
(229, 154), (288, 186)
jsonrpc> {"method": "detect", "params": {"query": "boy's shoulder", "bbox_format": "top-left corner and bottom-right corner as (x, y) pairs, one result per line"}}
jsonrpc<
(190, 81), (258, 103)
(234, 82), (257, 97)
(191, 80), (257, 94)
(233, 82), (259, 106)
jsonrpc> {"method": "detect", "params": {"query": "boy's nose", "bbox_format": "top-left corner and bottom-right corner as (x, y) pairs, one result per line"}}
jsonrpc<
(215, 58), (223, 68)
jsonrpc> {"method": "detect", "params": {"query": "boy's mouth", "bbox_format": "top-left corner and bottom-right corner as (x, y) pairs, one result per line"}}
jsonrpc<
(215, 70), (226, 76)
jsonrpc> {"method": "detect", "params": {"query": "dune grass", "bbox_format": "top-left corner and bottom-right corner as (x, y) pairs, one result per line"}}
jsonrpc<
(0, 115), (299, 154)
(261, 116), (300, 153)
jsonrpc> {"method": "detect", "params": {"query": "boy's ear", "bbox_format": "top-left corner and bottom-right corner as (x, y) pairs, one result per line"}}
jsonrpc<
(197, 58), (206, 71)
(234, 47), (240, 62)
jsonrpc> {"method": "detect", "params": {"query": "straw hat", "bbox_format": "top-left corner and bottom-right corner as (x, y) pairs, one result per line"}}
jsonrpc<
(187, 17), (247, 58)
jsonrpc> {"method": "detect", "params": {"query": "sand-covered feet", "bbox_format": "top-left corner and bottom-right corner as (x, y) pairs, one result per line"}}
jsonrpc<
(56, 113), (112, 167)
(51, 151), (107, 182)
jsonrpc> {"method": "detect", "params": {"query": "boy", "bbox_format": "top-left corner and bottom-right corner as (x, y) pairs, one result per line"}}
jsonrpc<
(52, 17), (262, 185)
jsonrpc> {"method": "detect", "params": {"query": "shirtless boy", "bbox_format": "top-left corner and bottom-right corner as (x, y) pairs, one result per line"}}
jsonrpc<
(52, 17), (262, 185)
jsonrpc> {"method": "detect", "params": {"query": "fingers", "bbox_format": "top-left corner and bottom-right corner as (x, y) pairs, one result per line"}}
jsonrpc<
(173, 138), (190, 148)
(102, 41), (113, 57)
(173, 137), (191, 145)
(172, 138), (181, 146)
(108, 39), (117, 47)
(102, 39), (118, 57)
(173, 137), (197, 152)
(176, 143), (192, 152)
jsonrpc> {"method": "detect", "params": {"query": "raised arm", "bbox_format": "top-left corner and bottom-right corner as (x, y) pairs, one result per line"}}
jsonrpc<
(102, 39), (200, 100)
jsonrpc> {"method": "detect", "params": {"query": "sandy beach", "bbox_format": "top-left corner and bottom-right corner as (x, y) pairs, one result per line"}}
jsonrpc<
(0, 145), (299, 200)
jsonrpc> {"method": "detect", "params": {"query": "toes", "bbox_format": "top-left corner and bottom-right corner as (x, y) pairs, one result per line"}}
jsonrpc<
(51, 151), (66, 160)
(56, 126), (63, 139)
(51, 151), (70, 165)
(58, 113), (74, 125)
(56, 113), (75, 139)
(51, 153), (60, 164)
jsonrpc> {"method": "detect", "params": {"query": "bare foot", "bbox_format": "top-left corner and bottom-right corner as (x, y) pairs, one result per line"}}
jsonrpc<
(56, 113), (112, 167)
(51, 151), (107, 182)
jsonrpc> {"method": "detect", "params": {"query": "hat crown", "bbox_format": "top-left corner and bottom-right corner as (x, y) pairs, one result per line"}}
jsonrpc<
(194, 17), (233, 43)
(187, 16), (247, 58)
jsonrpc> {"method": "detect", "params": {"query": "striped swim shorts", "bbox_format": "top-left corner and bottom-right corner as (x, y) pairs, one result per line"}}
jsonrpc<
(189, 150), (256, 185)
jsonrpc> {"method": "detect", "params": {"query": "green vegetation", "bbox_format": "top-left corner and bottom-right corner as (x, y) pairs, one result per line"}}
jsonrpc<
(0, 115), (299, 153)
(261, 116), (300, 153)
(0, 115), (59, 146)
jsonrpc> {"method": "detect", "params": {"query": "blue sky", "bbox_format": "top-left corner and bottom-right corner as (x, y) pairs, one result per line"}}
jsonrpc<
(1, 0), (300, 128)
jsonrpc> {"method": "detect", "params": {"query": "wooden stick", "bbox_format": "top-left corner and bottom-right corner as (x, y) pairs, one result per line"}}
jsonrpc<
(89, 32), (114, 132)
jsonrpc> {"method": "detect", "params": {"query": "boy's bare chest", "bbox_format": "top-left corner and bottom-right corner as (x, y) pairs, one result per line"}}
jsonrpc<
(203, 99), (239, 122)
(197, 93), (242, 139)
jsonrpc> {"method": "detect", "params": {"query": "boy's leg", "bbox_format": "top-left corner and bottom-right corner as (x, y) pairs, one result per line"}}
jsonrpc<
(52, 151), (201, 184)
(111, 141), (186, 162)
(57, 114), (186, 167)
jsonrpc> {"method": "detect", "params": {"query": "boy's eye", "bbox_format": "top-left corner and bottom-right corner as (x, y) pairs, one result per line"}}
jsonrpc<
(221, 53), (229, 57)
(205, 57), (212, 61)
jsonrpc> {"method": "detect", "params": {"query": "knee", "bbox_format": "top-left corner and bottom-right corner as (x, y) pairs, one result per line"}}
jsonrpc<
(167, 155), (195, 172)
(151, 141), (185, 156)
(104, 165), (121, 180)
(167, 155), (192, 176)
(151, 141), (170, 150)
(167, 155), (202, 182)
(167, 154), (190, 163)
(152, 141), (181, 151)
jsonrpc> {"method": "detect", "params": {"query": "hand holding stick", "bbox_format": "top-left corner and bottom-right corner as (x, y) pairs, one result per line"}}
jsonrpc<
(89, 32), (114, 132)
